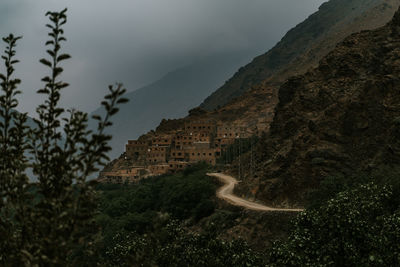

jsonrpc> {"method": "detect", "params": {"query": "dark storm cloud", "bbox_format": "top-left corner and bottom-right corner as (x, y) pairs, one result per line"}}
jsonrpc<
(0, 0), (326, 115)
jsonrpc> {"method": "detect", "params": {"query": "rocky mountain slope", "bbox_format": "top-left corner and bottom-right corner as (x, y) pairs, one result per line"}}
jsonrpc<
(235, 6), (400, 207)
(101, 0), (400, 206)
(90, 52), (254, 158)
(101, 0), (400, 160)
(200, 0), (399, 132)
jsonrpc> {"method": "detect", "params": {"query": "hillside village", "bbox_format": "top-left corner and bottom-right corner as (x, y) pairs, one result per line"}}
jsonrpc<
(98, 120), (253, 182)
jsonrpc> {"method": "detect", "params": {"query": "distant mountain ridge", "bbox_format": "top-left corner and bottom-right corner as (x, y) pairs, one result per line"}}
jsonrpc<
(90, 51), (255, 159)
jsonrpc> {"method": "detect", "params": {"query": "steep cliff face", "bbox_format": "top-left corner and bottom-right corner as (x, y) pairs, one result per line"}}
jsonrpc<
(200, 0), (399, 133)
(237, 6), (400, 207)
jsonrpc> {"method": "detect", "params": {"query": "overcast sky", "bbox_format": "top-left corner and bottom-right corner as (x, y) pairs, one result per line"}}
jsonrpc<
(0, 0), (326, 116)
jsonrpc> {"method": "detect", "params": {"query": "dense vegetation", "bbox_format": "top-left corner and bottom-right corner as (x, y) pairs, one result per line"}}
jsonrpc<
(95, 164), (265, 266)
(97, 163), (217, 239)
(267, 166), (400, 266)
(96, 165), (400, 266)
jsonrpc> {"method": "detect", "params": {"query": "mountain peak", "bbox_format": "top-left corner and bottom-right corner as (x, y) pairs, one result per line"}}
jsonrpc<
(391, 6), (400, 28)
(200, 0), (400, 112)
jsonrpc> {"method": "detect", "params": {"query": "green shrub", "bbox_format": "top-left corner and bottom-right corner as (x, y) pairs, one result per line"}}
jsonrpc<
(193, 199), (215, 221)
(269, 181), (400, 266)
(156, 221), (265, 267)
(0, 9), (127, 265)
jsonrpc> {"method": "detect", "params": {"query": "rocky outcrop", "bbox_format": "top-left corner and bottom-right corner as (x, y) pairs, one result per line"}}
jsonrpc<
(239, 6), (400, 207)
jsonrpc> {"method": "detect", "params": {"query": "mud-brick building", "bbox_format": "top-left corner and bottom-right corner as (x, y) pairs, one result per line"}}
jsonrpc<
(147, 146), (169, 164)
(149, 164), (170, 176)
(214, 124), (251, 149)
(174, 131), (213, 149)
(191, 141), (211, 149)
(214, 137), (236, 149)
(170, 148), (186, 161)
(116, 119), (253, 181)
(168, 161), (191, 173)
(184, 120), (216, 134)
(125, 140), (149, 159)
(174, 132), (194, 149)
(98, 167), (148, 183)
(186, 148), (217, 165)
(192, 132), (212, 143)
(151, 134), (173, 147)
(216, 125), (249, 139)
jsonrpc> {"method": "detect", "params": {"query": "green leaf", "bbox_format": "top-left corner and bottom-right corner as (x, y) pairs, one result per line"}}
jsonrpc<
(46, 49), (55, 57)
(117, 98), (129, 104)
(39, 58), (52, 67)
(57, 54), (71, 62)
(41, 76), (51, 83)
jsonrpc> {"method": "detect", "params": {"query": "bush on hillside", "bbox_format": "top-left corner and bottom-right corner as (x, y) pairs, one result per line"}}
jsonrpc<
(268, 174), (400, 266)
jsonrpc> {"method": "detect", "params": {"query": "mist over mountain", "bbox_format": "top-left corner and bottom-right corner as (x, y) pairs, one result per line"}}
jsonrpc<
(90, 51), (255, 159)
(99, 0), (400, 161)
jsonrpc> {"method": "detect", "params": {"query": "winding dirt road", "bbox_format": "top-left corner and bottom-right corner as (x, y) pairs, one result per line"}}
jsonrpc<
(207, 173), (303, 212)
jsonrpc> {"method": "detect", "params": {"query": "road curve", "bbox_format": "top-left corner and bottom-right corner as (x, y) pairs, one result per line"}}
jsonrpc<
(207, 173), (303, 212)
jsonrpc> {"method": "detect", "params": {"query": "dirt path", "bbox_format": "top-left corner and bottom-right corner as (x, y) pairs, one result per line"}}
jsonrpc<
(207, 173), (303, 212)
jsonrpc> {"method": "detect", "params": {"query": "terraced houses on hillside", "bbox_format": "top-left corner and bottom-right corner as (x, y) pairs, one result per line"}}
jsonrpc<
(98, 120), (252, 183)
